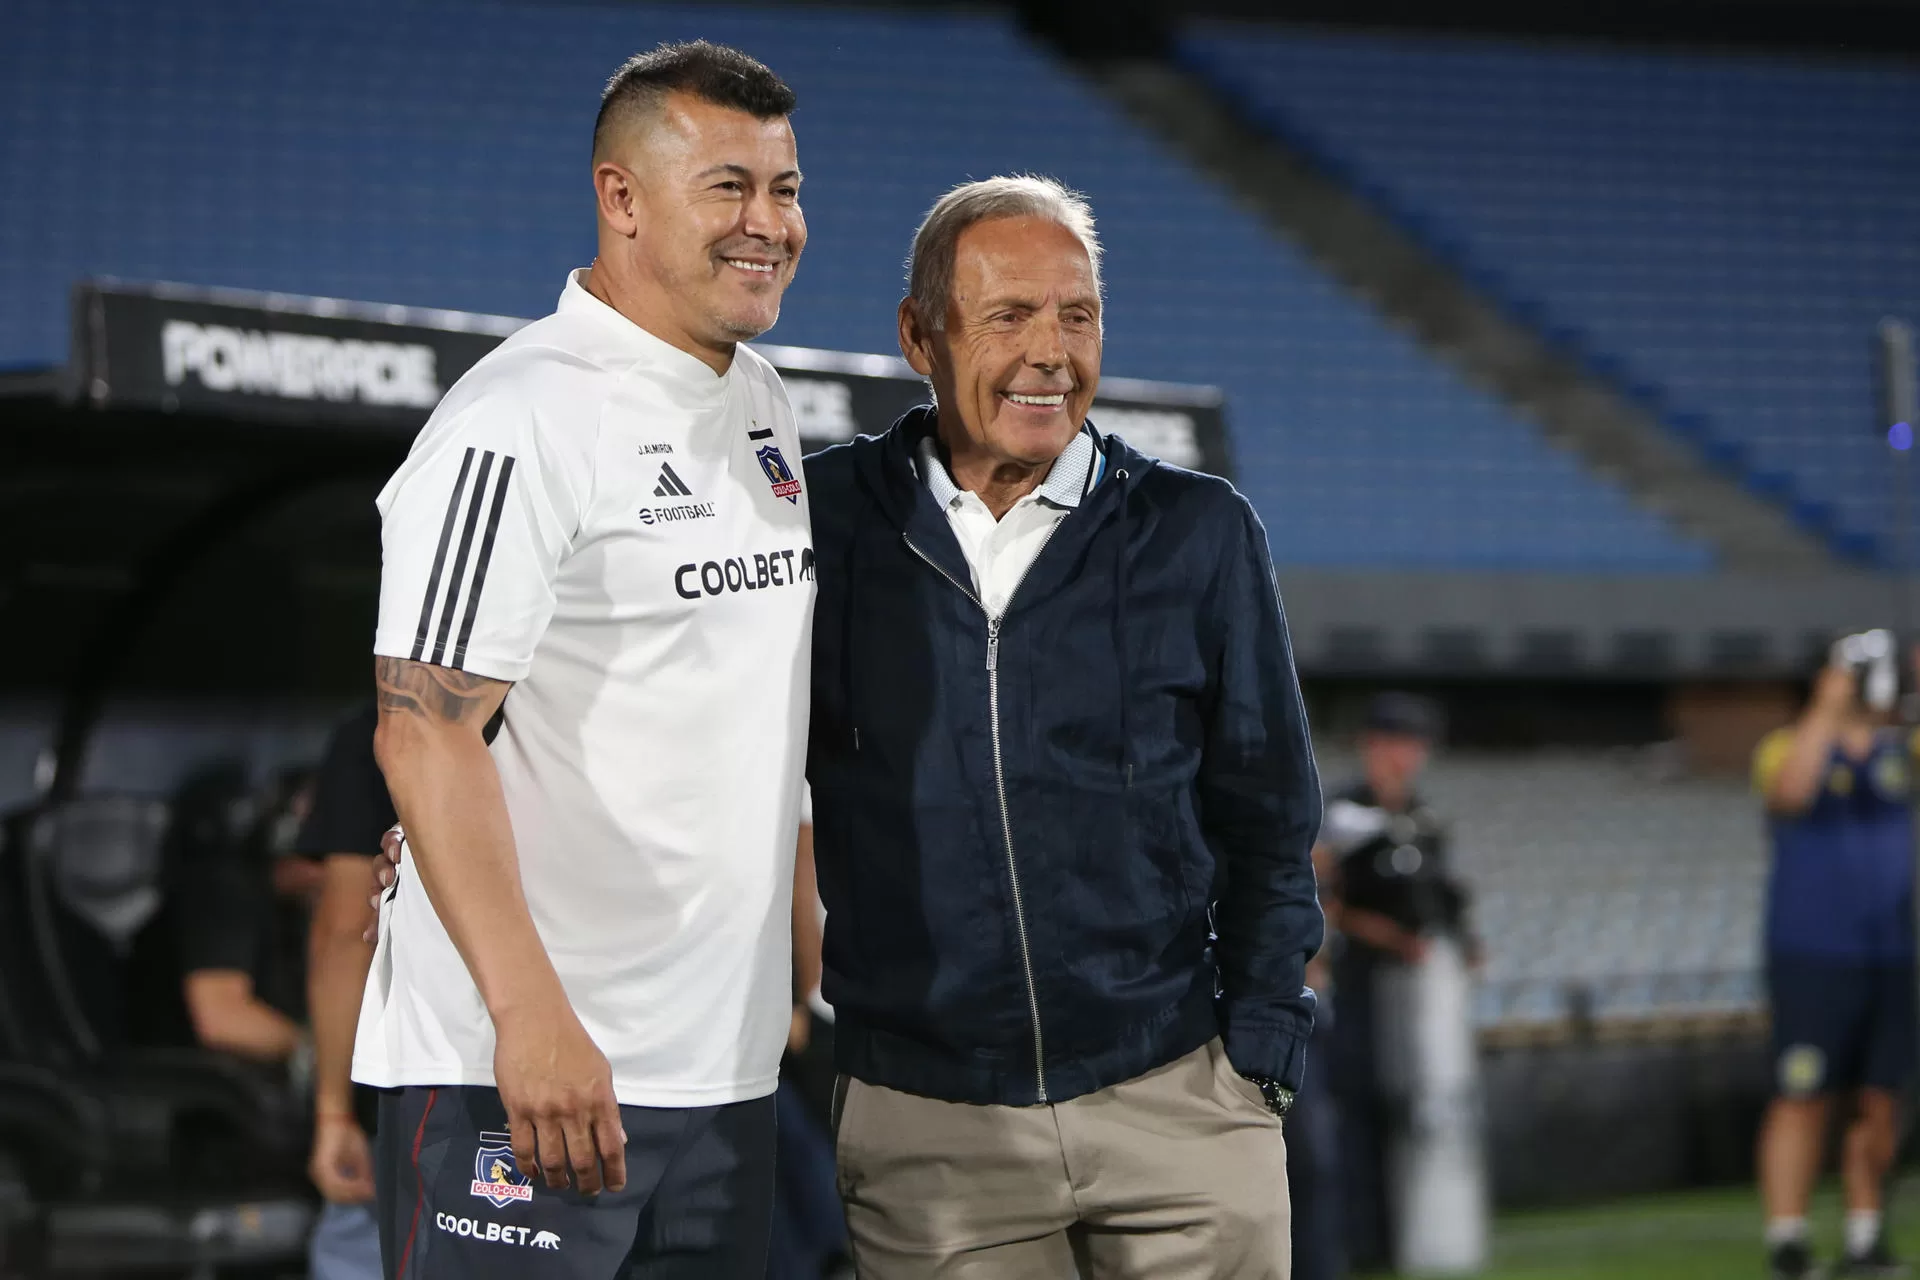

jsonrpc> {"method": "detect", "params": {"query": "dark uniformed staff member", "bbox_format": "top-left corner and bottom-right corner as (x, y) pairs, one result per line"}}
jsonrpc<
(1755, 637), (1915, 1280)
(144, 762), (317, 1064)
(1315, 693), (1471, 1275)
(297, 704), (391, 1280)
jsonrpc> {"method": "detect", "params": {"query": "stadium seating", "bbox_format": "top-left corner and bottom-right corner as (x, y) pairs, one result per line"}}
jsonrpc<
(0, 0), (1711, 569)
(1184, 24), (1920, 564)
(1322, 749), (1766, 1027)
(0, 795), (313, 1272)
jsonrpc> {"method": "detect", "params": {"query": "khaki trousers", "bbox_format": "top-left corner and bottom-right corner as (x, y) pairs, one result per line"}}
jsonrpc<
(833, 1038), (1289, 1280)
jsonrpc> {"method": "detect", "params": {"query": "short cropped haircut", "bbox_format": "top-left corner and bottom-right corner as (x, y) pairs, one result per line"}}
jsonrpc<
(594, 41), (796, 161)
(906, 175), (1103, 331)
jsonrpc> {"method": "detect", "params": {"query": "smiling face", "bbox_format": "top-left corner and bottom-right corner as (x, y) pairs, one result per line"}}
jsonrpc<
(594, 91), (806, 362)
(900, 215), (1102, 475)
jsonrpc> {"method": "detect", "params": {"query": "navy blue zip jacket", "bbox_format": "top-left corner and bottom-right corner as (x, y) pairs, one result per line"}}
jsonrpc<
(806, 406), (1323, 1107)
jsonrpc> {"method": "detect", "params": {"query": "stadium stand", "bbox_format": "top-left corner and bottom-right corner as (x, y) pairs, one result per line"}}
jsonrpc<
(1184, 24), (1920, 564)
(0, 0), (1710, 570)
(1322, 749), (1767, 1027)
(0, 795), (314, 1271)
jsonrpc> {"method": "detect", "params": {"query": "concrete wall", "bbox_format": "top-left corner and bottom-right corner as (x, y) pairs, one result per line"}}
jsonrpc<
(1280, 570), (1909, 679)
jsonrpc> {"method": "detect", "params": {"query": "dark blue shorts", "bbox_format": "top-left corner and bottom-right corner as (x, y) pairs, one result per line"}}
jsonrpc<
(1768, 956), (1918, 1097)
(374, 1085), (775, 1279)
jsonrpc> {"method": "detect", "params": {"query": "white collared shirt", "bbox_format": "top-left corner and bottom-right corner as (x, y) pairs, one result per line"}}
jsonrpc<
(359, 270), (814, 1107)
(917, 427), (1102, 615)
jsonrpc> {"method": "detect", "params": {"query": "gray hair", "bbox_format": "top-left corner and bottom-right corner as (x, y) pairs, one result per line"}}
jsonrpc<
(905, 175), (1103, 331)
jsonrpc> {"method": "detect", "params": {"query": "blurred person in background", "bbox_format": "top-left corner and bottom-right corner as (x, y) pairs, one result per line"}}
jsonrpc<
(768, 787), (851, 1280)
(359, 39), (811, 1278)
(1315, 692), (1472, 1275)
(151, 762), (319, 1069)
(782, 786), (837, 1126)
(805, 175), (1322, 1278)
(1754, 643), (1916, 1280)
(297, 704), (391, 1280)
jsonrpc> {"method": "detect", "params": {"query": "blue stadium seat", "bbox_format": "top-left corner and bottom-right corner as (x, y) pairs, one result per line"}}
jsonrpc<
(0, 0), (1710, 570)
(1184, 22), (1920, 564)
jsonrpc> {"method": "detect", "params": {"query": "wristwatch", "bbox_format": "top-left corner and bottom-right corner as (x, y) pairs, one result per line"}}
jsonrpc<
(1243, 1074), (1295, 1118)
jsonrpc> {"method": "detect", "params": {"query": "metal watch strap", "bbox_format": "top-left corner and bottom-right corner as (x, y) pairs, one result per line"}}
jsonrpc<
(1244, 1073), (1295, 1117)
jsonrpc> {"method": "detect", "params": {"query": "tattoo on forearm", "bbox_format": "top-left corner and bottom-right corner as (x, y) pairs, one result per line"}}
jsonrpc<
(375, 656), (499, 724)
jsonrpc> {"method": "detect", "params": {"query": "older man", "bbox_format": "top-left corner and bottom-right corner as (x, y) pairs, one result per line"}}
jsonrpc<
(805, 176), (1324, 1279)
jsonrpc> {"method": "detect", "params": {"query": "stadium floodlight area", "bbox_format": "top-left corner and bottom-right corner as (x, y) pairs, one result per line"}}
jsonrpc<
(0, 0), (1707, 571)
(1186, 23), (1920, 565)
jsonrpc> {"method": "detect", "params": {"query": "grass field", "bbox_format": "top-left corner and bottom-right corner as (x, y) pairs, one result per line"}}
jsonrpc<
(1359, 1177), (1920, 1279)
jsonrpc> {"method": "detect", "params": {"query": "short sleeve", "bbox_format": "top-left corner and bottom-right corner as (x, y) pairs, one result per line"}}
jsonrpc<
(1753, 727), (1794, 795)
(798, 782), (813, 827)
(295, 705), (397, 859)
(373, 387), (587, 681)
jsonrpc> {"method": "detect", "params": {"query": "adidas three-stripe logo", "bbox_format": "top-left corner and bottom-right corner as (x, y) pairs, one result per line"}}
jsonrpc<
(410, 446), (515, 671)
(653, 463), (693, 498)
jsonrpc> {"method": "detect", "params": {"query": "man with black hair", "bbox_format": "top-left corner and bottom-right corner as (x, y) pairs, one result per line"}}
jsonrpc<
(360, 40), (811, 1279)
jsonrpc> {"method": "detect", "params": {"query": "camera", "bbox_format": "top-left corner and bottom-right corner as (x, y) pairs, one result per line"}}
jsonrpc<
(1830, 628), (1902, 713)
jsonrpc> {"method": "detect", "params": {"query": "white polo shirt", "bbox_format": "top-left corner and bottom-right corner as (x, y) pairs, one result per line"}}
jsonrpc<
(916, 425), (1103, 611)
(355, 270), (815, 1107)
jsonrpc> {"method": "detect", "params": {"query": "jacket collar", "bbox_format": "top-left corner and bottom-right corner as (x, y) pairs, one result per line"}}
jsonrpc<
(855, 405), (1160, 606)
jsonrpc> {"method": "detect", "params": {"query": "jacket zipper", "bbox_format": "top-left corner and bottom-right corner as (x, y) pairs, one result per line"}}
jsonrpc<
(903, 531), (1055, 1103)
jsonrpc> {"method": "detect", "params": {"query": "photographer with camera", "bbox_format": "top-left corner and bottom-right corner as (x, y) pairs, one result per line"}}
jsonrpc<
(1757, 630), (1916, 1280)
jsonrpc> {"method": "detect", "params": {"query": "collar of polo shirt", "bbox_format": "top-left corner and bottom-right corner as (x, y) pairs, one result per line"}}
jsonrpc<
(560, 268), (736, 395)
(915, 424), (1103, 512)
